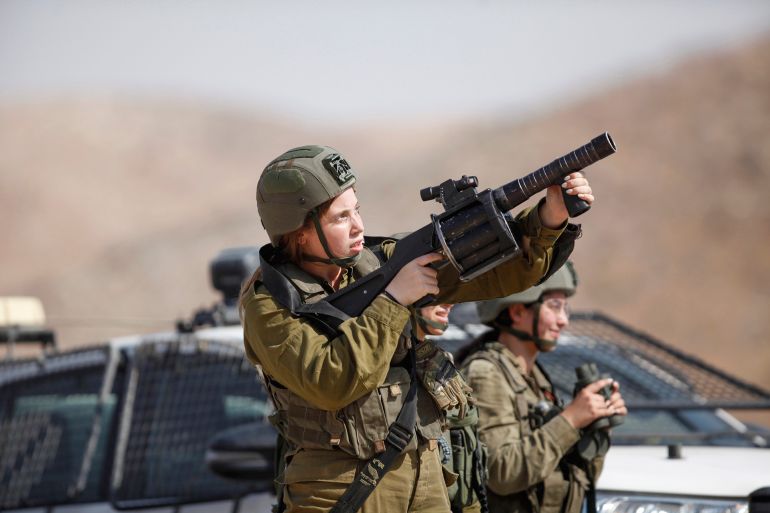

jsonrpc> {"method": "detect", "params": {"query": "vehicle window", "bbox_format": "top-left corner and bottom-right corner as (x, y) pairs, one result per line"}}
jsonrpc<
(110, 338), (272, 509)
(0, 348), (121, 509)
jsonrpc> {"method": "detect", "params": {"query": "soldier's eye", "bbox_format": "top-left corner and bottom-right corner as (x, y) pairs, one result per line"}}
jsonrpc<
(543, 298), (570, 317)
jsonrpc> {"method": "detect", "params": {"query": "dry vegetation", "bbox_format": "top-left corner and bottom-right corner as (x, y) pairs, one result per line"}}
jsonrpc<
(1, 38), (768, 425)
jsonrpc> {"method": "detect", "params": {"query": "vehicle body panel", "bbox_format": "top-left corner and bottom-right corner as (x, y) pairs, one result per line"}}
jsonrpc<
(598, 446), (770, 497)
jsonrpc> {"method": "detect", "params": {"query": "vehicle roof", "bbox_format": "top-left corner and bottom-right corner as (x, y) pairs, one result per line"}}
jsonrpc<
(106, 325), (244, 350)
(598, 445), (770, 497)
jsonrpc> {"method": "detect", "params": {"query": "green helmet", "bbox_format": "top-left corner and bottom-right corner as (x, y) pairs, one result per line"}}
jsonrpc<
(476, 262), (578, 324)
(257, 145), (356, 246)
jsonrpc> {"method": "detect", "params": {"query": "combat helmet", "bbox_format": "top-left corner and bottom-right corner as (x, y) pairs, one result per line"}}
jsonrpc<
(476, 262), (578, 350)
(257, 145), (358, 266)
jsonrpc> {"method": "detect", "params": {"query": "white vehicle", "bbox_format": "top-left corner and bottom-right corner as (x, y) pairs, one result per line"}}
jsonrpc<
(598, 445), (769, 513)
(1, 249), (769, 513)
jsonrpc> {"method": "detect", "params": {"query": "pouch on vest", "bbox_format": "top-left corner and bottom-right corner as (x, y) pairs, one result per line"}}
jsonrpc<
(443, 405), (489, 513)
(267, 366), (428, 459)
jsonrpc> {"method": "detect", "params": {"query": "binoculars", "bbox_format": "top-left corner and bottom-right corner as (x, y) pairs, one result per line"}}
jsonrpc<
(529, 363), (623, 461)
(573, 362), (624, 431)
(572, 362), (623, 461)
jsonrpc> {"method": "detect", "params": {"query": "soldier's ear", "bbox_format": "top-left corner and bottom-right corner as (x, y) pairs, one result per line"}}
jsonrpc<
(508, 304), (525, 321)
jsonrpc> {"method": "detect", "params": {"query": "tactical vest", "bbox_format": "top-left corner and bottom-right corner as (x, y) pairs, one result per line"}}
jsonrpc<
(257, 242), (445, 461)
(463, 343), (590, 513)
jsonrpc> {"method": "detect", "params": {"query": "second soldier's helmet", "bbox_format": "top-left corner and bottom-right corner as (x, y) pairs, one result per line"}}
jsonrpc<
(476, 262), (578, 324)
(257, 145), (356, 246)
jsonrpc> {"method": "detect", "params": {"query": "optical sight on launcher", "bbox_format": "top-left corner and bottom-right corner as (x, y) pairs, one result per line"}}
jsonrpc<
(263, 133), (616, 321)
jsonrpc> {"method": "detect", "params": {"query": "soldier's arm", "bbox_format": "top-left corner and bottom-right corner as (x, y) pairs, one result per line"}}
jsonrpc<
(242, 286), (409, 410)
(466, 358), (580, 496)
(433, 202), (567, 304)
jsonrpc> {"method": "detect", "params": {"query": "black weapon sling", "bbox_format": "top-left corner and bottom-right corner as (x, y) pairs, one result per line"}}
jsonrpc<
(258, 243), (419, 513)
(329, 348), (418, 513)
(259, 244), (352, 337)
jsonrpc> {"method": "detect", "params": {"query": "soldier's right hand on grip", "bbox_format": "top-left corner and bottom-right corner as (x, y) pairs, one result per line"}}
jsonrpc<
(384, 253), (443, 306)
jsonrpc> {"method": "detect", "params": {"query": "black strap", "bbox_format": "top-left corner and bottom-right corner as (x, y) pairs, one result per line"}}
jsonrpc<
(471, 435), (490, 513)
(583, 460), (598, 513)
(258, 238), (393, 336)
(259, 244), (351, 336)
(330, 348), (419, 513)
(585, 483), (597, 513)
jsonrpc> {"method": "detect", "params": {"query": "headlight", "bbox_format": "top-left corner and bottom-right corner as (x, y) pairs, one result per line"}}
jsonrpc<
(597, 494), (748, 513)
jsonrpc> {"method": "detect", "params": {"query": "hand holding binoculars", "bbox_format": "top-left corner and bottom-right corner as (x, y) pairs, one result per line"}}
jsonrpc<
(573, 362), (624, 431)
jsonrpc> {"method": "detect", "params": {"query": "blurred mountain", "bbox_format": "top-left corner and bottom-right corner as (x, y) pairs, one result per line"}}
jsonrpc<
(1, 37), (768, 424)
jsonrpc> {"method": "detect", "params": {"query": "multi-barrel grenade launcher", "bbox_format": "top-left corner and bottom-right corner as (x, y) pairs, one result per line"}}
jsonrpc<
(324, 132), (617, 317)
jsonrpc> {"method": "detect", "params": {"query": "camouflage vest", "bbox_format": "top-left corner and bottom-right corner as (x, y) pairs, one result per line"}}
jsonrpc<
(259, 244), (445, 461)
(463, 343), (590, 513)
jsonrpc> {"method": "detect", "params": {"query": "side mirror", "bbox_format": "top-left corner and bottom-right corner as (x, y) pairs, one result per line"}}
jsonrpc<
(206, 422), (277, 481)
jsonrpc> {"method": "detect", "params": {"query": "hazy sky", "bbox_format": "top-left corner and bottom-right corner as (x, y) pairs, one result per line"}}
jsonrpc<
(1, 1), (769, 125)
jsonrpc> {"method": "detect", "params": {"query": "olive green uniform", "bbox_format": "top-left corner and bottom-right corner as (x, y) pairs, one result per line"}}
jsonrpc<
(243, 205), (565, 513)
(463, 343), (603, 513)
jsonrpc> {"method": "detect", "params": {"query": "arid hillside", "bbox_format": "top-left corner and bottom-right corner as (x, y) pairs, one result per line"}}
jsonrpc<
(1, 38), (769, 425)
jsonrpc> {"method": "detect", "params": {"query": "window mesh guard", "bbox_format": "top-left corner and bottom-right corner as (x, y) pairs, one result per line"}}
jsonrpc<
(538, 312), (770, 446)
(0, 347), (116, 510)
(109, 337), (272, 509)
(540, 312), (770, 410)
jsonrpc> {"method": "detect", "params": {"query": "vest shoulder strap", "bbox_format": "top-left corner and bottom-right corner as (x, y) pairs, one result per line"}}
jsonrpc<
(465, 347), (528, 392)
(464, 348), (532, 436)
(257, 244), (350, 336)
(257, 240), (389, 336)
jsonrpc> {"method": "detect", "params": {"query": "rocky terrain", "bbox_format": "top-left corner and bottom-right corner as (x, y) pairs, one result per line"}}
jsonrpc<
(1, 37), (768, 425)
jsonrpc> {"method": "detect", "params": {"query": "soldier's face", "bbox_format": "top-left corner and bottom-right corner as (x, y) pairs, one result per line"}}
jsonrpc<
(511, 292), (570, 351)
(419, 303), (453, 336)
(534, 292), (570, 349)
(303, 188), (365, 260)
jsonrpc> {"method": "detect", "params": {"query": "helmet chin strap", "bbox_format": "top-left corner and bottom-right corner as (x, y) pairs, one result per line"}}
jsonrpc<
(496, 301), (557, 352)
(302, 209), (362, 269)
(417, 314), (449, 334)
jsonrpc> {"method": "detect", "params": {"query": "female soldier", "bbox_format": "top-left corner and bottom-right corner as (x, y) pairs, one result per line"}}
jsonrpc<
(240, 145), (594, 513)
(461, 263), (627, 513)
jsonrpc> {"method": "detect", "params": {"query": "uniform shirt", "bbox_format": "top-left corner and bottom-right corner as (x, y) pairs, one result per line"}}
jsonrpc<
(243, 204), (566, 412)
(464, 343), (604, 513)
